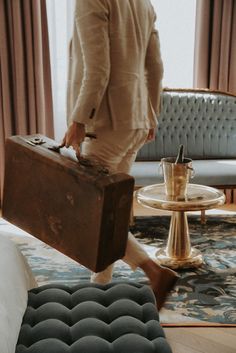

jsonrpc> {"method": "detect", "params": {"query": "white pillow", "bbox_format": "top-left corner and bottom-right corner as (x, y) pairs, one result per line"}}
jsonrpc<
(0, 235), (37, 353)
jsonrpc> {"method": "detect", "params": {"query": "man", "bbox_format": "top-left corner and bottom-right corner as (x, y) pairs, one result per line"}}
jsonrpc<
(62, 0), (179, 310)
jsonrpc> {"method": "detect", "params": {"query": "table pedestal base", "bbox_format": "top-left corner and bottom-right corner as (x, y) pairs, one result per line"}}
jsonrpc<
(155, 211), (203, 269)
(155, 247), (203, 269)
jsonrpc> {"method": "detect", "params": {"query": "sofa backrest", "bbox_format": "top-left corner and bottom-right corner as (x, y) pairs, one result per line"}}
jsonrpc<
(136, 89), (236, 161)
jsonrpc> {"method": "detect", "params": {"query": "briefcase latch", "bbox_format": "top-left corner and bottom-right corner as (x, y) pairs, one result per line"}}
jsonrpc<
(26, 137), (46, 146)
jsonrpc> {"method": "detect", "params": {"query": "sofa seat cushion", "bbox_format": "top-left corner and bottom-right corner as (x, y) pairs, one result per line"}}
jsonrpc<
(16, 282), (172, 353)
(131, 159), (236, 187)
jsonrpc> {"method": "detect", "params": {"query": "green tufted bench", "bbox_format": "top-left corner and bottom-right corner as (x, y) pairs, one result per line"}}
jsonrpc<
(16, 282), (173, 353)
(131, 88), (236, 203)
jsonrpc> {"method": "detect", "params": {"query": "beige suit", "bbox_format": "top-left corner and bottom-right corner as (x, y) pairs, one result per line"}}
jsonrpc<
(67, 0), (163, 131)
(67, 0), (163, 282)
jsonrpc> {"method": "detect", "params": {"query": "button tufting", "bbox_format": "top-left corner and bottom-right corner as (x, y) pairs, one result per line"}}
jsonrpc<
(135, 90), (236, 161)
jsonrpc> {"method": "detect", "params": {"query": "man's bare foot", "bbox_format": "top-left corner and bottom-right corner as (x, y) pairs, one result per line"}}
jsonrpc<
(140, 259), (180, 311)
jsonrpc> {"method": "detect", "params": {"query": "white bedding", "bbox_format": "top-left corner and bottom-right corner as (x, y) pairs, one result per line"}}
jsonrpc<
(0, 235), (37, 353)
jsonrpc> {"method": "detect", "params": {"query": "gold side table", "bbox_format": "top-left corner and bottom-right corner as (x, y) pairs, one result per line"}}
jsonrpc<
(136, 183), (225, 269)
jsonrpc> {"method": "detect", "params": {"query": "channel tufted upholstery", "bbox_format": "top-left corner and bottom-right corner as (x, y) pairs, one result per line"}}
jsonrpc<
(131, 89), (236, 187)
(16, 282), (172, 353)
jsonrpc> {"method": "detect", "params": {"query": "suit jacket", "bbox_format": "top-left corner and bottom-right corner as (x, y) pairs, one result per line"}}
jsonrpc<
(67, 0), (163, 131)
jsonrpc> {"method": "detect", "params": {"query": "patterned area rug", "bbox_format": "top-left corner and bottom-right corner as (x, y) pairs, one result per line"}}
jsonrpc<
(1, 215), (236, 326)
(131, 215), (236, 326)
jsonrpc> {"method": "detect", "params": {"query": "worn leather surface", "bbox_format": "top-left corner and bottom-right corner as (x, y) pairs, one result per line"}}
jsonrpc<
(16, 282), (172, 353)
(3, 135), (134, 272)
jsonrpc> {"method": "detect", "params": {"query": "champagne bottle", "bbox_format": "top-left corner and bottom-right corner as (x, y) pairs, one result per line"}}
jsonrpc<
(175, 144), (184, 164)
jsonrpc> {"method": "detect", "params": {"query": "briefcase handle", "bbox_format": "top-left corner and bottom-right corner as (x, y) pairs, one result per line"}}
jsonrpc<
(48, 143), (109, 174)
(26, 136), (109, 174)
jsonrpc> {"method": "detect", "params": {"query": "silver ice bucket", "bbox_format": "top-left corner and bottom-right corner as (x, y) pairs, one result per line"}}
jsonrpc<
(161, 157), (194, 197)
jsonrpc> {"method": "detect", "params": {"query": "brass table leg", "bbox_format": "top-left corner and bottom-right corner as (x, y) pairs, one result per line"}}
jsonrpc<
(155, 211), (203, 269)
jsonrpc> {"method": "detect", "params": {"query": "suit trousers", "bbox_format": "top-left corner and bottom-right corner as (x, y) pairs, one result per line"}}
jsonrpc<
(82, 128), (151, 283)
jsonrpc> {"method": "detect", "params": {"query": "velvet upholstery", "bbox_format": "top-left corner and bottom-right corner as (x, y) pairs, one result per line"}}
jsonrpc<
(131, 89), (236, 187)
(16, 282), (172, 353)
(132, 159), (236, 186)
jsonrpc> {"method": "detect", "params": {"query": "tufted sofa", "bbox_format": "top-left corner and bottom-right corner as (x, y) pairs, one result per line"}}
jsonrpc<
(131, 88), (236, 202)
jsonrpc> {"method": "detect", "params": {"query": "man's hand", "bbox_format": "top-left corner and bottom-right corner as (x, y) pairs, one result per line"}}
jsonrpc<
(61, 122), (86, 157)
(146, 128), (156, 143)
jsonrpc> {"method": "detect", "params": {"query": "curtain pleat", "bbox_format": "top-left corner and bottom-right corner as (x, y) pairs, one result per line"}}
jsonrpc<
(229, 2), (236, 93)
(194, 0), (236, 95)
(0, 0), (54, 206)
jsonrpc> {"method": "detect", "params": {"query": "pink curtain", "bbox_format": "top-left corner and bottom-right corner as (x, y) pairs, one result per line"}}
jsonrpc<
(194, 0), (236, 94)
(0, 0), (54, 205)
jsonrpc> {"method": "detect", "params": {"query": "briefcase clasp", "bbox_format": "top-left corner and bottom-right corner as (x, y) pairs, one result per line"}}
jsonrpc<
(27, 137), (46, 146)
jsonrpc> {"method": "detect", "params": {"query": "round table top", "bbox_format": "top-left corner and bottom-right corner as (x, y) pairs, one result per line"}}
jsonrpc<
(136, 183), (225, 212)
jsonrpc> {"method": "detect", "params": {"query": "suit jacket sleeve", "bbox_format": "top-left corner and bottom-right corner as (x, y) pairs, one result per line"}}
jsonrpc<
(70, 0), (110, 125)
(145, 15), (164, 118)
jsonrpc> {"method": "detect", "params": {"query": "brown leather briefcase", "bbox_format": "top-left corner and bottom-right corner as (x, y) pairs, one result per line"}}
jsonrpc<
(2, 135), (134, 272)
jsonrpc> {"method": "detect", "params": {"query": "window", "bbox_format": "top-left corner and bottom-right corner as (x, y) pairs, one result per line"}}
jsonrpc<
(46, 0), (75, 140)
(152, 0), (196, 88)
